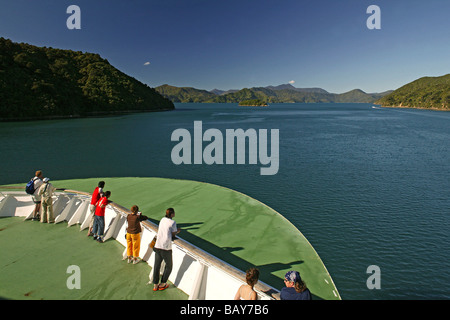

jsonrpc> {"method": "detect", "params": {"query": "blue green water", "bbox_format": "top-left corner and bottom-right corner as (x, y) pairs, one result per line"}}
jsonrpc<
(1, 103), (449, 299)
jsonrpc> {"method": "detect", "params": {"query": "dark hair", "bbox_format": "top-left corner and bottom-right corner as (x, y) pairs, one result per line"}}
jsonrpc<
(294, 279), (307, 293)
(98, 181), (105, 188)
(131, 205), (139, 213)
(246, 268), (259, 287)
(165, 208), (175, 218)
(105, 191), (111, 197)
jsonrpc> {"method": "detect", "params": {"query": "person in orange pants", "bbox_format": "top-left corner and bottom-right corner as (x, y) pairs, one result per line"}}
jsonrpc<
(126, 205), (148, 264)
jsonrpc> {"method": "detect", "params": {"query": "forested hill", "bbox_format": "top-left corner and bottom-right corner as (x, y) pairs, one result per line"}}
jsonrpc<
(0, 38), (174, 120)
(155, 84), (391, 104)
(375, 74), (450, 110)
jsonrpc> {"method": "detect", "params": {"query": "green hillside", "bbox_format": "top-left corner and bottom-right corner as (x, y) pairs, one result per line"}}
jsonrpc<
(376, 74), (450, 110)
(156, 84), (390, 104)
(155, 84), (216, 102)
(0, 38), (174, 120)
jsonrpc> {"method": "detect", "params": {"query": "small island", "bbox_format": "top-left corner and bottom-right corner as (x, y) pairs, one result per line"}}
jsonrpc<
(238, 99), (268, 107)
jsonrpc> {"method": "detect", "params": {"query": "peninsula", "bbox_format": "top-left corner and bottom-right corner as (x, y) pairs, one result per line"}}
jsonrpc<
(376, 73), (450, 111)
(238, 99), (268, 107)
(0, 38), (174, 121)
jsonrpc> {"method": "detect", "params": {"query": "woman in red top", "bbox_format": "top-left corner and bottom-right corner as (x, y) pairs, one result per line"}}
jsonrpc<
(92, 191), (111, 243)
(87, 181), (105, 236)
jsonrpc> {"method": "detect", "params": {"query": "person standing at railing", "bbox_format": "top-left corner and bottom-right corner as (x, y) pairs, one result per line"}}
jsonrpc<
(27, 170), (44, 221)
(152, 208), (181, 291)
(234, 268), (259, 300)
(125, 205), (148, 264)
(92, 191), (111, 243)
(38, 177), (56, 223)
(87, 181), (105, 236)
(280, 270), (311, 300)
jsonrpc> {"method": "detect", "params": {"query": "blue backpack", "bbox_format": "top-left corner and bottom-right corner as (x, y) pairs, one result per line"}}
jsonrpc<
(25, 178), (36, 195)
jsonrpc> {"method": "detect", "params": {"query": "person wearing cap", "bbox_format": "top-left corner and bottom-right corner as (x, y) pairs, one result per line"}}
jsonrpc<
(38, 177), (57, 223)
(281, 270), (312, 300)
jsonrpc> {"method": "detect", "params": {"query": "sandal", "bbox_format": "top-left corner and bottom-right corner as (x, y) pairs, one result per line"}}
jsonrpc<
(158, 283), (169, 291)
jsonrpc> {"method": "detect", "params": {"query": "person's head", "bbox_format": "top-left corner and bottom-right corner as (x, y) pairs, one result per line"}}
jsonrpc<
(35, 170), (43, 178)
(165, 208), (175, 218)
(98, 181), (105, 188)
(246, 268), (259, 287)
(130, 205), (139, 214)
(104, 191), (111, 198)
(284, 270), (307, 293)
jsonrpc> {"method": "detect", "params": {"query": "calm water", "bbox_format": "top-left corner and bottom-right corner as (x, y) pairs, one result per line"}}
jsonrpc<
(1, 103), (449, 299)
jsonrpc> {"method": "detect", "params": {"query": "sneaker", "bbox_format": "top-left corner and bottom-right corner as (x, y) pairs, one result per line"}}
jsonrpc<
(127, 257), (133, 264)
(133, 258), (142, 265)
(93, 235), (98, 240)
(97, 237), (104, 243)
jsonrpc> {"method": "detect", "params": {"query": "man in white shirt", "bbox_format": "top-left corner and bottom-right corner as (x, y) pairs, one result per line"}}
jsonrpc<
(152, 208), (180, 291)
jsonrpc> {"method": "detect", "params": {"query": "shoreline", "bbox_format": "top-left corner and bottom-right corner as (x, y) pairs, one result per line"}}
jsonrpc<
(238, 104), (269, 107)
(0, 107), (175, 122)
(379, 104), (450, 112)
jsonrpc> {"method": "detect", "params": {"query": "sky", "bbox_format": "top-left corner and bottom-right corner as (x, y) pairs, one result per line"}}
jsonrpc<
(1, 0), (450, 93)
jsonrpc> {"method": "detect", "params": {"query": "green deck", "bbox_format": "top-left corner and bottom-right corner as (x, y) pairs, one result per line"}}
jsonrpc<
(1, 177), (340, 300)
(0, 217), (187, 300)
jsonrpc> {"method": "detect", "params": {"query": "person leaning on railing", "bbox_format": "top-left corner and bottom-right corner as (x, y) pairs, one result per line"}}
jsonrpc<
(281, 270), (311, 300)
(152, 208), (181, 291)
(125, 205), (148, 264)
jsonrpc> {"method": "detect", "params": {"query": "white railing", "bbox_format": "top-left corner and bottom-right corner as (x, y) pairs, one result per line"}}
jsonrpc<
(0, 189), (279, 300)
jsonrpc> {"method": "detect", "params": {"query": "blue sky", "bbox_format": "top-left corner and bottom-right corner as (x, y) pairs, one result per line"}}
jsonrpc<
(1, 0), (450, 93)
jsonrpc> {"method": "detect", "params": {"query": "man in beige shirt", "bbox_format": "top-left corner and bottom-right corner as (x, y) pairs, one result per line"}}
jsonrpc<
(38, 177), (57, 223)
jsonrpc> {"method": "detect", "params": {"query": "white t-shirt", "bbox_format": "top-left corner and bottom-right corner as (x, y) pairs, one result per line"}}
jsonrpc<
(155, 217), (178, 251)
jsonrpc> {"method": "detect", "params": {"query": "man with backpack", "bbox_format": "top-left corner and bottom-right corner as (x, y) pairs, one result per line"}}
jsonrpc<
(26, 170), (44, 221)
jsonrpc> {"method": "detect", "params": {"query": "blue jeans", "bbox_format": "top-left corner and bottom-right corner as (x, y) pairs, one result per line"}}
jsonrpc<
(92, 215), (105, 237)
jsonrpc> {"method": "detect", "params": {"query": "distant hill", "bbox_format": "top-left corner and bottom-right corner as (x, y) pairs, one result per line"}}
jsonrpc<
(265, 84), (329, 94)
(0, 38), (174, 120)
(376, 74), (450, 110)
(155, 83), (391, 104)
(156, 84), (216, 103)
